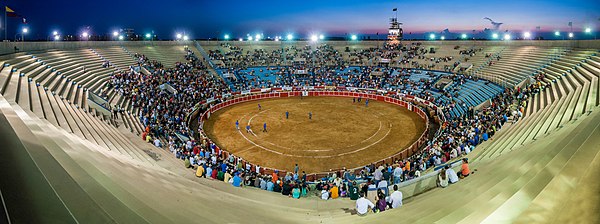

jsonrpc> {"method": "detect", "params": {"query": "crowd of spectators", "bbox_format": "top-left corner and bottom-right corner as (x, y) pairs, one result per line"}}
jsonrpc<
(106, 43), (541, 216)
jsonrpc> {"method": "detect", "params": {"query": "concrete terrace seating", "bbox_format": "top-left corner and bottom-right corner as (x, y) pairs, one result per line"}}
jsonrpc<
(123, 45), (190, 67)
(0, 41), (599, 223)
(0, 50), (156, 165)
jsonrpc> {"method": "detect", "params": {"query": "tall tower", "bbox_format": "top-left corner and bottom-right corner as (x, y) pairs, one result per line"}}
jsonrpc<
(388, 17), (403, 41)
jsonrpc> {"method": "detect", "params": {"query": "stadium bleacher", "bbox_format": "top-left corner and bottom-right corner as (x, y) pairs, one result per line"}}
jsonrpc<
(0, 40), (598, 223)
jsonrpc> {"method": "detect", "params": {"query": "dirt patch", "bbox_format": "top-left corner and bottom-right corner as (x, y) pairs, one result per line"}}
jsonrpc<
(203, 96), (425, 173)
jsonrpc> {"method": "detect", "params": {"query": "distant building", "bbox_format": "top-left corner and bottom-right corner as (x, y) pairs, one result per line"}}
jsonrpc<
(388, 17), (403, 41)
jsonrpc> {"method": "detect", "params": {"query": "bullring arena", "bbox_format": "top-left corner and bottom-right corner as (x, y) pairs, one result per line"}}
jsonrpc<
(0, 38), (599, 223)
(203, 93), (427, 174)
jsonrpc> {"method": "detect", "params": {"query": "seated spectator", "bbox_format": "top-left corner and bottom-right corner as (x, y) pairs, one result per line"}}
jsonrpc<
(273, 180), (282, 192)
(446, 165), (459, 184)
(321, 185), (330, 200)
(459, 158), (471, 178)
(375, 189), (387, 212)
(282, 181), (292, 196)
(356, 192), (375, 216)
(330, 184), (339, 199)
(266, 179), (274, 191)
(224, 171), (232, 183)
(377, 179), (389, 196)
(232, 173), (242, 187)
(348, 181), (360, 200)
(437, 168), (449, 188)
(389, 185), (403, 209)
(292, 186), (301, 199)
(195, 165), (205, 178)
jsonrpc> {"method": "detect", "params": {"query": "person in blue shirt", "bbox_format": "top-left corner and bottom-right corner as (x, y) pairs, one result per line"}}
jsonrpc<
(232, 173), (242, 187)
(221, 162), (227, 172)
(482, 132), (489, 141)
(235, 120), (239, 130)
(263, 123), (267, 132)
(258, 104), (262, 111)
(266, 179), (274, 191)
(365, 99), (369, 107)
(285, 111), (289, 119)
(246, 125), (251, 133)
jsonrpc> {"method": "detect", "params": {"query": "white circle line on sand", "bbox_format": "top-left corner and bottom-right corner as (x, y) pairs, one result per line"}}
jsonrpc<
(248, 109), (271, 126)
(236, 122), (393, 158)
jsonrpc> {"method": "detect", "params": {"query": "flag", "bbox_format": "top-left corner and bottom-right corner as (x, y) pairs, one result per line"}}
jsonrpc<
(22, 18), (27, 24)
(393, 8), (397, 11)
(6, 6), (20, 17)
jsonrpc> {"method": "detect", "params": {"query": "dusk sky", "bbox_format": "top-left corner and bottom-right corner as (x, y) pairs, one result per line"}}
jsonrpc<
(5, 0), (600, 39)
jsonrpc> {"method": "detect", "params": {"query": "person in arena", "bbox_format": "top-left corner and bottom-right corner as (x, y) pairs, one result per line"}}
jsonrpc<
(446, 165), (459, 184)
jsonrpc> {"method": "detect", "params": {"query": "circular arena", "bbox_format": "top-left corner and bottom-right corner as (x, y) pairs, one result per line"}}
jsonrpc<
(203, 94), (427, 173)
(0, 4), (599, 222)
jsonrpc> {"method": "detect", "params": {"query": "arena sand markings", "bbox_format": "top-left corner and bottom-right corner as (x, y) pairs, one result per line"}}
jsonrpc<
(204, 97), (425, 173)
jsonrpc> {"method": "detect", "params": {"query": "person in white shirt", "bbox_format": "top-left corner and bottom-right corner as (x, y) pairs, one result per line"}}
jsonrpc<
(356, 192), (375, 216)
(321, 189), (329, 200)
(389, 185), (403, 209)
(445, 165), (459, 184)
(153, 138), (161, 147)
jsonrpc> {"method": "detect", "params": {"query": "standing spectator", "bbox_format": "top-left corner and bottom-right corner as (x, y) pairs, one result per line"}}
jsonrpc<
(389, 185), (403, 209)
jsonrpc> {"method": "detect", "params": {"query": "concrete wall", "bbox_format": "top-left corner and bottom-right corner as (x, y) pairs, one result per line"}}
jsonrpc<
(0, 39), (596, 56)
(0, 40), (193, 56)
(197, 39), (600, 49)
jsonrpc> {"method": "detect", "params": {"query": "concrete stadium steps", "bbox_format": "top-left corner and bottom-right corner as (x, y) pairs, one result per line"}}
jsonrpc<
(0, 57), (158, 165)
(92, 47), (137, 71)
(333, 109), (600, 224)
(123, 45), (189, 66)
(1, 94), (324, 223)
(475, 47), (566, 85)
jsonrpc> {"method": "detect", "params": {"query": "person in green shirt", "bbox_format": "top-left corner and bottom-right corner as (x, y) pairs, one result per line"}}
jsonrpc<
(217, 170), (225, 181)
(292, 186), (301, 199)
(301, 183), (308, 197)
(184, 157), (191, 168)
(348, 181), (359, 200)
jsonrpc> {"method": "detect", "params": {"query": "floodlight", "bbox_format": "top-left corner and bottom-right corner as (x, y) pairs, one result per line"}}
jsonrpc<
(224, 34), (230, 40)
(311, 35), (318, 42)
(461, 33), (467, 39)
(54, 35), (60, 41)
(523, 32), (531, 38)
(176, 33), (182, 39)
(239, 38), (243, 41)
(287, 34), (293, 40)
(351, 34), (357, 40)
(53, 31), (58, 36)
(118, 35), (124, 40)
(554, 31), (560, 36)
(255, 34), (261, 40)
(585, 28), (592, 33)
(568, 32), (574, 38)
(23, 28), (28, 33)
(113, 31), (119, 37)
(441, 36), (445, 40)
(319, 34), (324, 40)
(429, 33), (435, 39)
(183, 35), (189, 41)
(145, 33), (151, 38)
(492, 33), (498, 39)
(248, 36), (253, 41)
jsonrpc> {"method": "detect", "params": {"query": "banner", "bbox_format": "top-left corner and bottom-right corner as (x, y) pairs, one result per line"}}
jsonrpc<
(282, 86), (293, 91)
(241, 90), (251, 95)
(261, 88), (271, 93)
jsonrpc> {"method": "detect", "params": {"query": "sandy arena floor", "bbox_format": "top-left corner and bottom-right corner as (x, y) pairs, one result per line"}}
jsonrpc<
(203, 96), (425, 173)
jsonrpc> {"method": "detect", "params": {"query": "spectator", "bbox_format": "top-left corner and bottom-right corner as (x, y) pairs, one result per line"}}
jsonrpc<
(459, 158), (471, 178)
(437, 168), (449, 188)
(356, 192), (375, 216)
(389, 185), (403, 209)
(232, 173), (242, 187)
